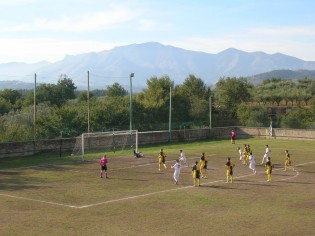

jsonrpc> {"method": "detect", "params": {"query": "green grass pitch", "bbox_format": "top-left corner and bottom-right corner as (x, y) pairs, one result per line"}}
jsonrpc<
(1, 137), (314, 236)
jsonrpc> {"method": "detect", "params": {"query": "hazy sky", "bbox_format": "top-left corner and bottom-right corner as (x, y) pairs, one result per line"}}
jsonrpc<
(0, 0), (314, 63)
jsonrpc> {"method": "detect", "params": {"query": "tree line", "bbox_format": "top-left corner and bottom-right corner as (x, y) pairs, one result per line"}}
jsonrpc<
(0, 74), (315, 142)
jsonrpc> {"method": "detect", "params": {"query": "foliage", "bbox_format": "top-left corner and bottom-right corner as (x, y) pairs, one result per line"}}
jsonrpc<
(1, 76), (315, 142)
(105, 82), (128, 97)
(280, 107), (315, 129)
(0, 108), (33, 141)
(0, 97), (11, 115)
(213, 77), (253, 118)
(78, 91), (95, 102)
(236, 103), (270, 127)
(177, 74), (211, 123)
(24, 75), (77, 107)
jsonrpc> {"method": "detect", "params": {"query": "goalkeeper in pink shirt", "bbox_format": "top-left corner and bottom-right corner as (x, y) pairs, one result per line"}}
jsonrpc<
(99, 155), (108, 178)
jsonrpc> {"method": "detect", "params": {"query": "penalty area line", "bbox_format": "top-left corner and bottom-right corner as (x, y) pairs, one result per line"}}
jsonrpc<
(0, 193), (78, 208)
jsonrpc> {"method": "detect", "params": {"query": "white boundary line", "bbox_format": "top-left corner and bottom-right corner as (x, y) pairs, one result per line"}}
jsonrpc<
(0, 193), (78, 208)
(1, 160), (314, 209)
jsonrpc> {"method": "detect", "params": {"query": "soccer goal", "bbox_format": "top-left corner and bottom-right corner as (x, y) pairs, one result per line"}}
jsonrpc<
(71, 130), (138, 160)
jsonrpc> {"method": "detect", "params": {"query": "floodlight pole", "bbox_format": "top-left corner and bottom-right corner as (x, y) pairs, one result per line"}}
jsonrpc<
(87, 70), (90, 133)
(129, 73), (134, 134)
(33, 73), (37, 142)
(209, 95), (212, 129)
(169, 86), (172, 142)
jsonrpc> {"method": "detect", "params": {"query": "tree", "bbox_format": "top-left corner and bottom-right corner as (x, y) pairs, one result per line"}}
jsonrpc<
(90, 96), (130, 131)
(138, 75), (173, 109)
(56, 75), (77, 105)
(137, 76), (173, 129)
(23, 76), (77, 107)
(213, 77), (252, 118)
(78, 91), (95, 102)
(0, 89), (22, 105)
(236, 103), (270, 127)
(0, 97), (11, 115)
(281, 108), (308, 129)
(105, 82), (128, 97)
(176, 74), (211, 124)
(0, 108), (33, 142)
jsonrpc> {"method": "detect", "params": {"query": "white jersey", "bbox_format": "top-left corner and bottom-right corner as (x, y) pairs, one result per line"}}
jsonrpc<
(172, 162), (181, 172)
(172, 162), (181, 182)
(249, 155), (255, 165)
(249, 154), (256, 173)
(265, 147), (271, 157)
(239, 149), (244, 159)
(239, 149), (243, 156)
(179, 151), (187, 164)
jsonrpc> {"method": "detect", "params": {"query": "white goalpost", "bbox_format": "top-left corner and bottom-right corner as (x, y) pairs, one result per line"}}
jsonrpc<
(71, 130), (138, 160)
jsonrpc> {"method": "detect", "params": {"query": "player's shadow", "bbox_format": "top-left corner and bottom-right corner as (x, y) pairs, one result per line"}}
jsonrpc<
(282, 181), (314, 185)
(230, 179), (278, 187)
(199, 185), (239, 190)
(111, 177), (149, 182)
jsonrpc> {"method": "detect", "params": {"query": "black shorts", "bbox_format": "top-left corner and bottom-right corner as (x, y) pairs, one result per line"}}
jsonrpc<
(101, 165), (107, 171)
(196, 171), (200, 179)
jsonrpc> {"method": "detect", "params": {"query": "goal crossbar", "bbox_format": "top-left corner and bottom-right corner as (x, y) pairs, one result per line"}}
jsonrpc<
(77, 130), (138, 160)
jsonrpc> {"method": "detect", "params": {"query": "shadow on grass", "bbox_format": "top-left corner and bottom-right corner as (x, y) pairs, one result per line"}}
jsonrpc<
(199, 185), (237, 190)
(110, 177), (149, 182)
(0, 171), (50, 191)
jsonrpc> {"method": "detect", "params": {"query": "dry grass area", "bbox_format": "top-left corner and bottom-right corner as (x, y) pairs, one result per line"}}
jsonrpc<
(0, 138), (314, 236)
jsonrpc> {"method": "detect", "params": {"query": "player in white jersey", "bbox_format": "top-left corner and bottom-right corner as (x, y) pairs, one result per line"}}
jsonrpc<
(261, 144), (271, 165)
(238, 147), (244, 164)
(171, 159), (181, 184)
(179, 149), (187, 166)
(249, 152), (257, 174)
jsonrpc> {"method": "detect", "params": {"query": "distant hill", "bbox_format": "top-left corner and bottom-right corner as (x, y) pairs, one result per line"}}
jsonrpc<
(0, 80), (36, 90)
(1, 42), (315, 90)
(247, 69), (315, 85)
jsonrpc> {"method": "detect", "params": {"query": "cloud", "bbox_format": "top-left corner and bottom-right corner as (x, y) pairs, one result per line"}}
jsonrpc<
(137, 19), (157, 31)
(0, 38), (117, 63)
(0, 0), (37, 5)
(249, 26), (315, 36)
(4, 5), (141, 32)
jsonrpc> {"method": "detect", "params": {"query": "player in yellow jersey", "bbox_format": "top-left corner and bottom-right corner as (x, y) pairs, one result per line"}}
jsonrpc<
(243, 144), (249, 165)
(200, 152), (208, 179)
(225, 157), (235, 183)
(284, 150), (294, 171)
(192, 161), (201, 186)
(158, 148), (167, 171)
(265, 157), (272, 181)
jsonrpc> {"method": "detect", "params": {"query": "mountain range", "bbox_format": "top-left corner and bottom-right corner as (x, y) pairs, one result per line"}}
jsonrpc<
(1, 42), (315, 90)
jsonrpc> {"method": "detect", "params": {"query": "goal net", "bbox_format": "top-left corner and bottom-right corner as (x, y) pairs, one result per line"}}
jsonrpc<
(71, 130), (138, 160)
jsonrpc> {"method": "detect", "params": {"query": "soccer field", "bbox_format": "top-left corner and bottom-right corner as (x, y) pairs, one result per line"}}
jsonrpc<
(1, 138), (314, 236)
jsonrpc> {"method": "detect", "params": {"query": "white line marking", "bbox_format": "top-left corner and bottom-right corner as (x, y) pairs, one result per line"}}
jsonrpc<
(1, 160), (314, 209)
(277, 170), (299, 182)
(0, 193), (78, 208)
